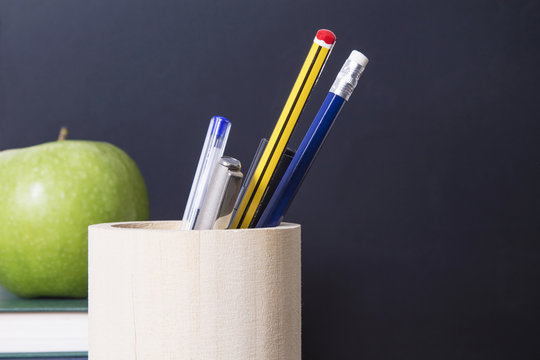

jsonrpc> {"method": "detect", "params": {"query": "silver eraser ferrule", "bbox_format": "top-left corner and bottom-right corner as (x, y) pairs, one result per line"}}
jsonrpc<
(329, 50), (368, 101)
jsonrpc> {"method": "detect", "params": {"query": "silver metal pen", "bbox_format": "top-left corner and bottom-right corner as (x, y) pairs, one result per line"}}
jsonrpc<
(194, 157), (243, 230)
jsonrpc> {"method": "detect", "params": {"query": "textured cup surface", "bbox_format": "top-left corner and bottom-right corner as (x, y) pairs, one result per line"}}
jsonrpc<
(88, 221), (301, 360)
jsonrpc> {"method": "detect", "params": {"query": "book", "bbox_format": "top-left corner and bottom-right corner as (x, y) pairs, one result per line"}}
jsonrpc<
(0, 286), (88, 359)
(0, 353), (86, 359)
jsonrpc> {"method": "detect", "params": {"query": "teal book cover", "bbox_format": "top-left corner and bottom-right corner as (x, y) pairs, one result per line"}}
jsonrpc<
(0, 286), (87, 313)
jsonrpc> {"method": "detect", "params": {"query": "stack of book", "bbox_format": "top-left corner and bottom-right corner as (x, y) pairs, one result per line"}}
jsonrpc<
(0, 286), (87, 360)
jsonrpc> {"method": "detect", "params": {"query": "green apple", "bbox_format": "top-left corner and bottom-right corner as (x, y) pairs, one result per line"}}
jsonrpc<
(0, 133), (149, 298)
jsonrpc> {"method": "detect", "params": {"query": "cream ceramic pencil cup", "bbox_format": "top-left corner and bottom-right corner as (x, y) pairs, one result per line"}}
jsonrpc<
(88, 221), (301, 360)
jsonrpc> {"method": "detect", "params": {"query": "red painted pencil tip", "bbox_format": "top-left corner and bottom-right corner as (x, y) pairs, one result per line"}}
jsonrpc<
(316, 29), (336, 45)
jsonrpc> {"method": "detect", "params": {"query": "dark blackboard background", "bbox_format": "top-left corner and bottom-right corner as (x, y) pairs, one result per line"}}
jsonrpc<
(1, 0), (540, 358)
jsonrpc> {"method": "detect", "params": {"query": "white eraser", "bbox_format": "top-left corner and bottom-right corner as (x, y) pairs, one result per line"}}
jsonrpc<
(349, 50), (369, 67)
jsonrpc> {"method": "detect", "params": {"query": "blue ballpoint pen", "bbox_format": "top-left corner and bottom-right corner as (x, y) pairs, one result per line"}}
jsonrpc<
(256, 50), (369, 228)
(182, 116), (231, 230)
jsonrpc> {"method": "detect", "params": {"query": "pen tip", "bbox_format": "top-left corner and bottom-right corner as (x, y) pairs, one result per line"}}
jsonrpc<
(315, 29), (336, 46)
(210, 116), (231, 139)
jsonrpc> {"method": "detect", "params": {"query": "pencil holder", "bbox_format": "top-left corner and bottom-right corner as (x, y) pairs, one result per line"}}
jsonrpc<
(88, 221), (301, 360)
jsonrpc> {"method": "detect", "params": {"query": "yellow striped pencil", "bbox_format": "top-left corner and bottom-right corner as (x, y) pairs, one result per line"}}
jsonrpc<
(230, 29), (336, 228)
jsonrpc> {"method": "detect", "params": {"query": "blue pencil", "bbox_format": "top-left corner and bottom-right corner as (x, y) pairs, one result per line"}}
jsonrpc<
(256, 50), (369, 228)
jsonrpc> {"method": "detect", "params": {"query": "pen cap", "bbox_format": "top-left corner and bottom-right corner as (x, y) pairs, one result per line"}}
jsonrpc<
(212, 116), (232, 145)
(219, 156), (241, 171)
(194, 156), (243, 230)
(215, 158), (243, 229)
(329, 50), (368, 101)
